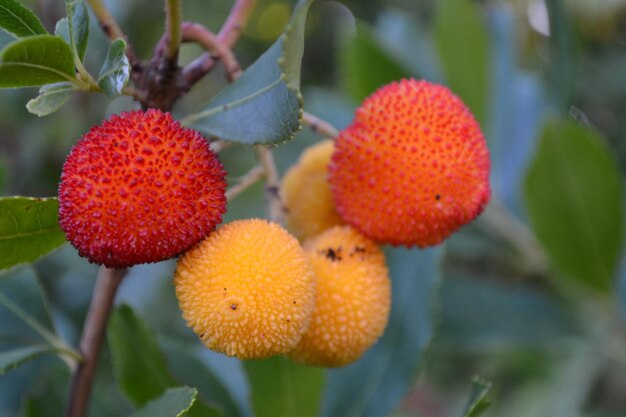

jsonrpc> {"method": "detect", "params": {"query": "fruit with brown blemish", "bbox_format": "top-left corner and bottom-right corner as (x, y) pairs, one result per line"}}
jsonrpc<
(58, 109), (227, 268)
(329, 79), (491, 247)
(288, 226), (391, 367)
(174, 219), (317, 360)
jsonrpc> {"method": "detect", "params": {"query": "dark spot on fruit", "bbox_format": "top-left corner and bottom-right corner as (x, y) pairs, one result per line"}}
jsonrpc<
(230, 303), (238, 310)
(321, 247), (342, 261)
(435, 194), (441, 200)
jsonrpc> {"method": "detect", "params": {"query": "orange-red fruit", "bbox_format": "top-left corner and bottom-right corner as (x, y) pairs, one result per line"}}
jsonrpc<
(329, 79), (491, 247)
(174, 219), (316, 359)
(281, 140), (344, 240)
(58, 109), (227, 268)
(288, 226), (391, 367)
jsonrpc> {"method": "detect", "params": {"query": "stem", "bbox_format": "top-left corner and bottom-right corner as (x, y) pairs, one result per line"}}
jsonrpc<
(164, 0), (183, 61)
(181, 22), (242, 81)
(226, 164), (265, 201)
(302, 111), (340, 139)
(86, 0), (139, 69)
(255, 146), (284, 224)
(182, 0), (257, 86)
(218, 0), (257, 47)
(479, 198), (549, 275)
(64, 267), (126, 417)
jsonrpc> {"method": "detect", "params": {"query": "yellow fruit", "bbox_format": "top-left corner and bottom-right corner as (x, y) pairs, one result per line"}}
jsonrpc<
(174, 219), (316, 359)
(281, 140), (344, 240)
(288, 226), (391, 367)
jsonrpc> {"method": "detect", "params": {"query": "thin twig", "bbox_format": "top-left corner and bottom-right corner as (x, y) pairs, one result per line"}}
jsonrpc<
(181, 22), (242, 81)
(85, 0), (140, 69)
(479, 198), (549, 275)
(164, 0), (183, 61)
(217, 0), (258, 47)
(255, 146), (284, 224)
(302, 111), (340, 139)
(64, 267), (126, 417)
(210, 140), (232, 154)
(182, 0), (257, 86)
(226, 165), (265, 201)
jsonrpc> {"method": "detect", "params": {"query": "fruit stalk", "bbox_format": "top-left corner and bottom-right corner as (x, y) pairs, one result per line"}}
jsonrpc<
(65, 267), (126, 417)
(165, 0), (183, 61)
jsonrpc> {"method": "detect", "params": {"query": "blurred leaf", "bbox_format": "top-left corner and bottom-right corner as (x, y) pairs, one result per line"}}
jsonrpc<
(434, 0), (489, 124)
(109, 305), (179, 406)
(0, 344), (57, 375)
(0, 0), (47, 38)
(322, 246), (444, 417)
(0, 35), (76, 88)
(0, 197), (66, 270)
(185, 0), (313, 145)
(524, 119), (625, 291)
(544, 0), (577, 110)
(375, 9), (443, 82)
(55, 0), (89, 61)
(26, 82), (75, 116)
(437, 274), (579, 351)
(163, 342), (245, 417)
(128, 387), (197, 417)
(244, 356), (324, 417)
(0, 28), (15, 50)
(0, 156), (5, 193)
(462, 378), (492, 417)
(98, 38), (129, 98)
(339, 22), (411, 103)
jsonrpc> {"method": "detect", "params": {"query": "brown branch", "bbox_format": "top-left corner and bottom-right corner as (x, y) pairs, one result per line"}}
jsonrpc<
(64, 267), (126, 417)
(182, 0), (257, 86)
(181, 22), (242, 82)
(86, 0), (140, 73)
(302, 111), (340, 139)
(226, 164), (265, 201)
(255, 146), (284, 224)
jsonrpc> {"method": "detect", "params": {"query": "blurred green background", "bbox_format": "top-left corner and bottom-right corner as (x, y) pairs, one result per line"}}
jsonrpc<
(1, 0), (626, 416)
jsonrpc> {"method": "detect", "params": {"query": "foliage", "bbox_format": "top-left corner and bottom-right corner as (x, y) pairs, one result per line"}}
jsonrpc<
(0, 0), (625, 416)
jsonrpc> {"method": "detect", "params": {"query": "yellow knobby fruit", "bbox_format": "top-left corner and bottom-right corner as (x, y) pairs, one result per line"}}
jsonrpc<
(174, 219), (317, 360)
(281, 140), (344, 241)
(288, 226), (391, 367)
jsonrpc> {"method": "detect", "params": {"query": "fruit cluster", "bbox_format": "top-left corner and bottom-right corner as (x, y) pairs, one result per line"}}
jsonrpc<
(58, 79), (490, 367)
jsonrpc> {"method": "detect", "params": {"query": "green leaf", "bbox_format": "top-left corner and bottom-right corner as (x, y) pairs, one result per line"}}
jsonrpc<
(339, 22), (412, 103)
(26, 82), (75, 116)
(462, 378), (492, 417)
(97, 38), (129, 98)
(524, 119), (625, 291)
(0, 197), (66, 270)
(55, 1), (89, 61)
(434, 0), (490, 124)
(244, 356), (325, 417)
(0, 28), (16, 50)
(322, 246), (445, 417)
(184, 0), (313, 145)
(0, 344), (57, 375)
(108, 305), (179, 406)
(0, 0), (47, 38)
(128, 387), (198, 417)
(163, 342), (245, 417)
(0, 35), (76, 88)
(0, 267), (59, 345)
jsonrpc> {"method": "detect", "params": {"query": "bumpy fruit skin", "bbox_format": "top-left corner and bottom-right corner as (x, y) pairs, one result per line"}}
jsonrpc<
(59, 109), (226, 268)
(281, 140), (344, 240)
(329, 79), (491, 247)
(174, 219), (316, 360)
(288, 226), (390, 367)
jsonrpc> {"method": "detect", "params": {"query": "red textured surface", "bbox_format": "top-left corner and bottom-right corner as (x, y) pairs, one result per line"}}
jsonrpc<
(329, 79), (491, 247)
(59, 109), (227, 268)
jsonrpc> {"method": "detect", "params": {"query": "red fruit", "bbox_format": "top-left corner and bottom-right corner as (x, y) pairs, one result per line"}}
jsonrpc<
(59, 109), (227, 268)
(329, 79), (490, 247)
